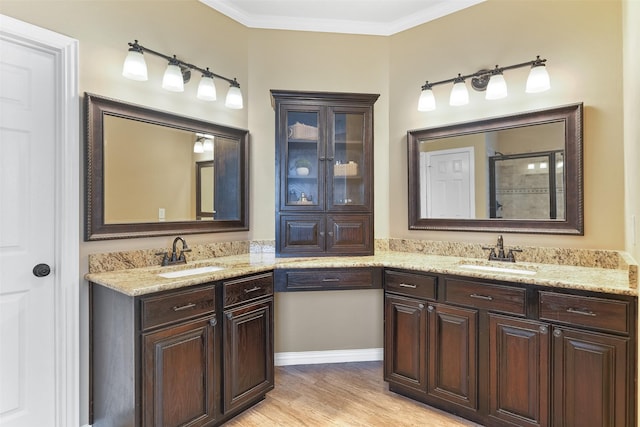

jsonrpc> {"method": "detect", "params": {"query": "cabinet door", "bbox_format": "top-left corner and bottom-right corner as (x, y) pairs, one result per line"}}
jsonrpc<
(327, 106), (373, 211)
(223, 298), (274, 413)
(277, 214), (325, 255)
(384, 294), (428, 394)
(552, 327), (630, 427)
(325, 214), (371, 255)
(489, 314), (550, 427)
(142, 317), (217, 427)
(279, 106), (325, 211)
(427, 303), (478, 412)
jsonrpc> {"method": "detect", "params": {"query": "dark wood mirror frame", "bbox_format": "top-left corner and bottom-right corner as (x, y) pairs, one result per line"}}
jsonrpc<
(85, 93), (249, 240)
(407, 102), (583, 235)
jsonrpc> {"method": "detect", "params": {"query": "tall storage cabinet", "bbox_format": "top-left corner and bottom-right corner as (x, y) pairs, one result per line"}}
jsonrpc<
(271, 90), (379, 257)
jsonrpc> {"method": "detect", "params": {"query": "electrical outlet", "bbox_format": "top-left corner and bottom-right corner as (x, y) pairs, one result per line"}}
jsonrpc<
(159, 208), (165, 221)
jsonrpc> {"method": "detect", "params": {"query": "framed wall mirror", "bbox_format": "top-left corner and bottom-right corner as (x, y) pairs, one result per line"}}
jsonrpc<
(407, 103), (583, 234)
(85, 93), (249, 240)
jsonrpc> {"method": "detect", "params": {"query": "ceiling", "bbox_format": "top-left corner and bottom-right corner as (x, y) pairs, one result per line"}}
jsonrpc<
(199, 0), (485, 36)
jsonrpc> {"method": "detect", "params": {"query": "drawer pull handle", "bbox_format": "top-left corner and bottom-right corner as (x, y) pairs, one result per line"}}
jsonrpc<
(567, 307), (596, 317)
(470, 294), (493, 301)
(322, 278), (340, 282)
(399, 283), (417, 289)
(172, 303), (196, 311)
(244, 286), (262, 294)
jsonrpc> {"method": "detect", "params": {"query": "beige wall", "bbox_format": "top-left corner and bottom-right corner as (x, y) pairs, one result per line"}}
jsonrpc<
(390, 0), (625, 250)
(1, 0), (634, 424)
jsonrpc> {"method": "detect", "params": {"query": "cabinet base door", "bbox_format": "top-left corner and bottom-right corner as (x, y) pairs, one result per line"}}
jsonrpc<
(427, 303), (478, 412)
(326, 214), (372, 255)
(223, 298), (274, 413)
(384, 294), (427, 393)
(142, 317), (217, 427)
(552, 327), (630, 427)
(278, 215), (324, 256)
(489, 314), (549, 427)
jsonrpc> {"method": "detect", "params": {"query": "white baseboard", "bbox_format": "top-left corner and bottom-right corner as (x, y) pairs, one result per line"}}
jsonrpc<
(275, 347), (383, 366)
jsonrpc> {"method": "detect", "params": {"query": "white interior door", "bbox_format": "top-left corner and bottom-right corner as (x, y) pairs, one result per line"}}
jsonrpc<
(0, 15), (79, 427)
(422, 147), (475, 219)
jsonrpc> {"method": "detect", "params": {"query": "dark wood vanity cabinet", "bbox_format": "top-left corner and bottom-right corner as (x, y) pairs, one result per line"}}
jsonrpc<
(383, 269), (636, 427)
(91, 272), (274, 427)
(271, 90), (378, 257)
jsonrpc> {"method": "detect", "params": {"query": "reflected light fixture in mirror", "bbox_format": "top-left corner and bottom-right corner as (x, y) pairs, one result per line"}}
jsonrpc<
(122, 40), (243, 109)
(418, 56), (549, 111)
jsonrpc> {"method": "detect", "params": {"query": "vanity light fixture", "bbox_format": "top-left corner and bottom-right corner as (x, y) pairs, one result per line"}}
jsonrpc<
(122, 40), (243, 109)
(417, 56), (549, 112)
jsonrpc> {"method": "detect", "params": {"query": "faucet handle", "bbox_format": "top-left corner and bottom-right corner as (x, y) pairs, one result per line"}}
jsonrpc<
(506, 248), (523, 262)
(155, 251), (170, 266)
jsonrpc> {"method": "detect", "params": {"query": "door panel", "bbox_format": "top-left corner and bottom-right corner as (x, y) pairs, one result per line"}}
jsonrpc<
(552, 327), (629, 427)
(384, 294), (428, 393)
(489, 314), (549, 427)
(142, 318), (217, 427)
(223, 298), (274, 413)
(427, 303), (478, 411)
(0, 33), (57, 427)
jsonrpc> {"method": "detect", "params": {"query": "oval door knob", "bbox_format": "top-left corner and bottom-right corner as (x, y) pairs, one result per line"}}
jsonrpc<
(553, 329), (563, 338)
(33, 263), (51, 277)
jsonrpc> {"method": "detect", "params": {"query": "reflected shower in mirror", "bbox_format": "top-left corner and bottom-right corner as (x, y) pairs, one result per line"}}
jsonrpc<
(408, 103), (583, 235)
(85, 93), (249, 240)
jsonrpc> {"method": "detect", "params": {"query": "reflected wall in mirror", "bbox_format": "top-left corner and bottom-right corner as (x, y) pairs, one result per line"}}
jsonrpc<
(408, 103), (583, 234)
(85, 93), (249, 240)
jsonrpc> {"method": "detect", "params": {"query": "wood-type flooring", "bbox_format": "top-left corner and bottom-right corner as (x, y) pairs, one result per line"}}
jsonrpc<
(223, 361), (482, 426)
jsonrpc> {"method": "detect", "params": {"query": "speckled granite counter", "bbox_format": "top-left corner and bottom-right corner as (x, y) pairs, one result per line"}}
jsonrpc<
(85, 250), (637, 297)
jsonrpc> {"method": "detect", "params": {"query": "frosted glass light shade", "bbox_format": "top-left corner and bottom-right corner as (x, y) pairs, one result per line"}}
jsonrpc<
(197, 75), (217, 101)
(203, 138), (214, 152)
(417, 88), (436, 111)
(526, 64), (550, 93)
(162, 63), (184, 92)
(486, 73), (508, 100)
(193, 140), (204, 153)
(225, 85), (243, 109)
(449, 80), (469, 106)
(122, 50), (148, 81)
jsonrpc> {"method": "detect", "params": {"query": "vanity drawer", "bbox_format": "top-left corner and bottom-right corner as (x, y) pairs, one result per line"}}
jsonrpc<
(275, 268), (382, 291)
(539, 291), (630, 334)
(384, 270), (436, 300)
(223, 272), (274, 308)
(140, 285), (216, 330)
(444, 278), (526, 315)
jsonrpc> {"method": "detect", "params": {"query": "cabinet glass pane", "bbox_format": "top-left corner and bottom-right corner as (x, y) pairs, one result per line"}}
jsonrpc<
(286, 111), (319, 207)
(332, 113), (365, 206)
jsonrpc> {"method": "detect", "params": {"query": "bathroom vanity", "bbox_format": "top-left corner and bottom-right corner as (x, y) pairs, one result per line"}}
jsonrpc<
(384, 268), (636, 426)
(88, 247), (637, 427)
(90, 271), (273, 427)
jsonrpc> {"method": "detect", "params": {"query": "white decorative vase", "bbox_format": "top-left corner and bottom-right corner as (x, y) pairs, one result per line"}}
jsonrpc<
(296, 167), (310, 176)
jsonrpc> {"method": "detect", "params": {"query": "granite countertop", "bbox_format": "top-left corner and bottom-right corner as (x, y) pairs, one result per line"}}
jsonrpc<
(85, 251), (637, 297)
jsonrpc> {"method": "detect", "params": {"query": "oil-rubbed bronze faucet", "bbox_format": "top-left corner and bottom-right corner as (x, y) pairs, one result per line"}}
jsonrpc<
(483, 235), (522, 262)
(156, 236), (192, 266)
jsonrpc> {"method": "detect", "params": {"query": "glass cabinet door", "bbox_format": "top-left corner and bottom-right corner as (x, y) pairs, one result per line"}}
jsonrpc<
(283, 108), (323, 210)
(327, 107), (370, 211)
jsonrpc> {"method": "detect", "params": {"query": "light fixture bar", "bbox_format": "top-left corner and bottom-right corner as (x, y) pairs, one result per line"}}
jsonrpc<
(420, 56), (547, 91)
(127, 40), (240, 88)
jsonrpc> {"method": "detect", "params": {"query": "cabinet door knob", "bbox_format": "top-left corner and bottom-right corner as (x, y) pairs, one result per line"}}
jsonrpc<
(539, 325), (548, 335)
(319, 231), (325, 237)
(427, 305), (435, 313)
(553, 329), (562, 338)
(209, 317), (217, 327)
(418, 303), (425, 309)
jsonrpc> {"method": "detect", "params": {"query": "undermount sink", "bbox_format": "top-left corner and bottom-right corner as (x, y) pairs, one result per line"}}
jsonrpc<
(457, 262), (537, 276)
(158, 265), (226, 279)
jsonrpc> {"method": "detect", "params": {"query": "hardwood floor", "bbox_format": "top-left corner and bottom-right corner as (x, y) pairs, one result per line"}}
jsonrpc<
(223, 361), (482, 426)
